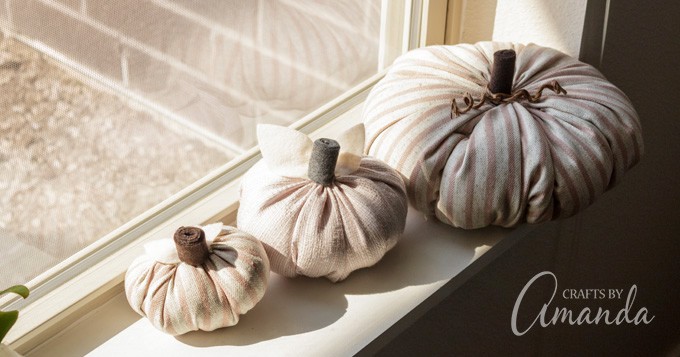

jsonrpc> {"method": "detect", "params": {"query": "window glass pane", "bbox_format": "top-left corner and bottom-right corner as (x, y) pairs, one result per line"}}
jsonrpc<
(1, 0), (393, 288)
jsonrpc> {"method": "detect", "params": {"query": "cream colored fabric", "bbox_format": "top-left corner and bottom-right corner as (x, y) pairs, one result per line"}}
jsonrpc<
(363, 42), (643, 229)
(238, 125), (408, 282)
(257, 123), (365, 179)
(125, 225), (270, 335)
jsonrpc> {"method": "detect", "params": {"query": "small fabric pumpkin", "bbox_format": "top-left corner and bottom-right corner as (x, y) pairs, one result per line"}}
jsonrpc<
(237, 124), (408, 282)
(125, 224), (269, 335)
(363, 42), (643, 229)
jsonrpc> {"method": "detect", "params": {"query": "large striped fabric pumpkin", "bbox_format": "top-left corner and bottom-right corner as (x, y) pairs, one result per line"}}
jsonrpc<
(125, 224), (269, 335)
(237, 124), (408, 282)
(363, 42), (643, 229)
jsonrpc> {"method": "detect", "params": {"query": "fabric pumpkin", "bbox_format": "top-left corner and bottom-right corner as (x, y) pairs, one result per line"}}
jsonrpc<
(363, 41), (643, 229)
(237, 124), (408, 282)
(125, 224), (269, 335)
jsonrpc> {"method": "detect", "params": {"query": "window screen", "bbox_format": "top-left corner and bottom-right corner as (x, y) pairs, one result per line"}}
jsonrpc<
(0, 0), (384, 288)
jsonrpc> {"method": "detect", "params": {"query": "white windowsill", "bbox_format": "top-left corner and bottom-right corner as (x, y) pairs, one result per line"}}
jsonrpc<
(26, 207), (531, 356)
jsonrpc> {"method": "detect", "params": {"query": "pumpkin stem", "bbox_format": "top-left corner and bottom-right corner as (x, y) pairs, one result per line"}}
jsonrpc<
(488, 49), (516, 95)
(174, 226), (210, 266)
(308, 138), (340, 186)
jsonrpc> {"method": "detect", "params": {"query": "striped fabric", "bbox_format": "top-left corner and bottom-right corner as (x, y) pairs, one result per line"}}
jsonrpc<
(363, 42), (643, 229)
(237, 157), (408, 282)
(125, 226), (270, 335)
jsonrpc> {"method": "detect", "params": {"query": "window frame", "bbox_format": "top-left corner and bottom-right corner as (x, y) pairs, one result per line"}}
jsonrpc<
(3, 0), (454, 352)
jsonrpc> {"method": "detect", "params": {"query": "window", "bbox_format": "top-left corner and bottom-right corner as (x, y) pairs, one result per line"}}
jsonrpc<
(1, 0), (380, 290)
(1, 0), (443, 348)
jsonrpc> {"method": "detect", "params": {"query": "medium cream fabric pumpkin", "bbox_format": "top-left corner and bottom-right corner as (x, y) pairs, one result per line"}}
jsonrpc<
(363, 42), (643, 229)
(125, 224), (269, 335)
(237, 124), (408, 282)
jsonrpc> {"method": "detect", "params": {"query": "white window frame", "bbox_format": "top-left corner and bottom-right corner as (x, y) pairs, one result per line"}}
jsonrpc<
(2, 0), (456, 352)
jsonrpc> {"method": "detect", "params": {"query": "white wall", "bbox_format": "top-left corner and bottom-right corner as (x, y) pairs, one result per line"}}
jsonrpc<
(452, 0), (588, 58)
(492, 0), (587, 57)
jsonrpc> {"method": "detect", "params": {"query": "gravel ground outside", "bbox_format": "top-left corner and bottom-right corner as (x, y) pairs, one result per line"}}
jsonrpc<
(0, 33), (233, 287)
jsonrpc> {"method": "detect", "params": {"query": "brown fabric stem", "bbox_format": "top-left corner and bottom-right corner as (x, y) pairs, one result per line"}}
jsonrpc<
(308, 138), (340, 185)
(451, 80), (567, 118)
(174, 226), (210, 266)
(488, 49), (516, 95)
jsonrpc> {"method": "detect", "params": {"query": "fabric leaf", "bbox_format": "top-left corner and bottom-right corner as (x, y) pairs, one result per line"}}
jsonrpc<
(257, 124), (313, 178)
(335, 123), (365, 175)
(256, 123), (365, 178)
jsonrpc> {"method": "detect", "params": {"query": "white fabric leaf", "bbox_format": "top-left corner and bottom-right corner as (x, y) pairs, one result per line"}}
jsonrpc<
(335, 123), (365, 175)
(257, 124), (313, 178)
(256, 123), (365, 179)
(143, 239), (178, 265)
(202, 222), (224, 246)
(143, 223), (225, 264)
